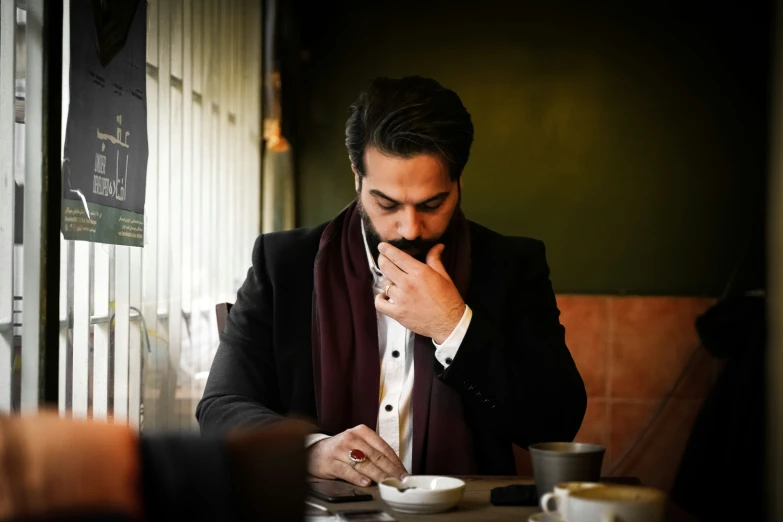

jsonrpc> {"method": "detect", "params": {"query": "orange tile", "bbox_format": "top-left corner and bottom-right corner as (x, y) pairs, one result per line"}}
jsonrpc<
(608, 400), (657, 472)
(610, 399), (703, 492)
(574, 398), (611, 474)
(513, 444), (533, 476)
(557, 295), (610, 398)
(610, 297), (715, 400)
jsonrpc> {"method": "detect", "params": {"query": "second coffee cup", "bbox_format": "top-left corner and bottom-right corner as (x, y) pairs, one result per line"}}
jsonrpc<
(529, 442), (606, 499)
(540, 481), (604, 516)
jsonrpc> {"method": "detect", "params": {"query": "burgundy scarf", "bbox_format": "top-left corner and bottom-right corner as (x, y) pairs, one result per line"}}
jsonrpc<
(312, 201), (475, 475)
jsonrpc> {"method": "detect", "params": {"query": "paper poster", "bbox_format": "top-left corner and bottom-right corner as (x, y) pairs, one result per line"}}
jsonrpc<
(62, 0), (147, 246)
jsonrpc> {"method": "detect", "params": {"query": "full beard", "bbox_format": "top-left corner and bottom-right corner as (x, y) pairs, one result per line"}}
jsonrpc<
(356, 196), (454, 264)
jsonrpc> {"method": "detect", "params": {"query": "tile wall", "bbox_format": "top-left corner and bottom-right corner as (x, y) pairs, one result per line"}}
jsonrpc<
(514, 296), (718, 492)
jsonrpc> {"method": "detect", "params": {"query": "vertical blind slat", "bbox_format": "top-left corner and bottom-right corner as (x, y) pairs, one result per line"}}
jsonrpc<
(141, 0), (160, 431)
(114, 245), (131, 423)
(169, 0), (183, 81)
(168, 0), (184, 427)
(181, 0), (197, 428)
(191, 0), (203, 95)
(21, 0), (46, 411)
(190, 0), (204, 397)
(59, 0), (71, 417)
(229, 0), (239, 293)
(72, 241), (91, 418)
(92, 244), (111, 420)
(147, 0), (159, 68)
(220, 0), (230, 302)
(0, 0), (17, 413)
(128, 247), (142, 429)
(168, 87), (184, 429)
(155, 0), (172, 430)
(199, 0), (214, 380)
(210, 2), (221, 355)
(58, 236), (68, 416)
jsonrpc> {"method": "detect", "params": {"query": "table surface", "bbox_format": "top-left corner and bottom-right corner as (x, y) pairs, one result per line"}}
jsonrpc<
(306, 476), (697, 522)
(306, 476), (543, 521)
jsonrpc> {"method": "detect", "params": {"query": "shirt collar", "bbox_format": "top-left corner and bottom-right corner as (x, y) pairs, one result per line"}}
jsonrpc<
(361, 222), (384, 280)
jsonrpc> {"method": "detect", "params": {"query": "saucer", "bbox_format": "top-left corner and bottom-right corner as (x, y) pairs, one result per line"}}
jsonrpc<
(378, 476), (465, 514)
(529, 513), (564, 522)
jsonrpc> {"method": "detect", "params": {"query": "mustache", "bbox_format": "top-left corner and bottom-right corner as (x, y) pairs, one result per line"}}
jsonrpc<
(385, 237), (439, 254)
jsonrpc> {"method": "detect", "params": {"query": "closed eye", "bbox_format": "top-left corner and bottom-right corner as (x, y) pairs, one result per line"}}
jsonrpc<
(417, 201), (443, 212)
(369, 190), (450, 212)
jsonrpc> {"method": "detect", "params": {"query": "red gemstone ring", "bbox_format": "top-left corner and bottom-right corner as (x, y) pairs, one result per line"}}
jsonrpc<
(349, 449), (366, 469)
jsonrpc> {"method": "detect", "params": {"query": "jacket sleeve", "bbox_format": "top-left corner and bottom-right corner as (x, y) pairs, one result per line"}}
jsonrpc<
(196, 234), (284, 435)
(438, 240), (587, 448)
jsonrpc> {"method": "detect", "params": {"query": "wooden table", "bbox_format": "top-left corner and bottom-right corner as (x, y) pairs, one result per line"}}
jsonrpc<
(306, 477), (698, 522)
(307, 476), (541, 521)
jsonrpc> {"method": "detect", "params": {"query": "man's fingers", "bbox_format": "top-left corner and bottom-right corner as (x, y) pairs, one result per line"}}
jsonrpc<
(354, 459), (393, 484)
(374, 293), (395, 317)
(425, 244), (451, 280)
(332, 461), (372, 487)
(358, 429), (407, 477)
(378, 243), (421, 273)
(341, 445), (393, 483)
(378, 254), (406, 283)
(378, 277), (401, 303)
(352, 424), (400, 461)
(371, 451), (408, 480)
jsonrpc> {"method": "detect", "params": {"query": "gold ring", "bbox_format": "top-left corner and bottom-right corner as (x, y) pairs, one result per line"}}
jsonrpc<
(349, 449), (366, 469)
(383, 283), (394, 299)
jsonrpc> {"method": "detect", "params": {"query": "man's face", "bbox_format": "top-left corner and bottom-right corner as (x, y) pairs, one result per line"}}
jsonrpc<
(354, 146), (460, 263)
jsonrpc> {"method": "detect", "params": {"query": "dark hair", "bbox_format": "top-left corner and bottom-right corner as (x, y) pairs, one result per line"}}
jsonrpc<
(346, 76), (474, 181)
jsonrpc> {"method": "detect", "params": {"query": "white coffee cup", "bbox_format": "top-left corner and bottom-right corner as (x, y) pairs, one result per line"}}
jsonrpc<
(540, 481), (604, 515)
(566, 485), (666, 522)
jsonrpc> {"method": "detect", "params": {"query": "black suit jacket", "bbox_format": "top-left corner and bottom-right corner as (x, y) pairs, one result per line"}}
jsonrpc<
(196, 220), (587, 475)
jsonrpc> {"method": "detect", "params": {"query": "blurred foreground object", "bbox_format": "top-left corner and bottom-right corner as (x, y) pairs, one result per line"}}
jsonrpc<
(0, 412), (140, 520)
(0, 413), (309, 521)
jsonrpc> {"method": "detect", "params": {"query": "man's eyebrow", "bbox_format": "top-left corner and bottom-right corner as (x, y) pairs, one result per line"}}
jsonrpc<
(368, 189), (450, 206)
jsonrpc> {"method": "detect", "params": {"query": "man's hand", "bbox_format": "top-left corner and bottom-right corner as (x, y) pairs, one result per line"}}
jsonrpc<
(307, 425), (408, 486)
(375, 243), (465, 344)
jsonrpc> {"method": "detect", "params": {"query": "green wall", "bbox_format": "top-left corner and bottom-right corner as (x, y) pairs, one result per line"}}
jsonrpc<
(293, 1), (769, 295)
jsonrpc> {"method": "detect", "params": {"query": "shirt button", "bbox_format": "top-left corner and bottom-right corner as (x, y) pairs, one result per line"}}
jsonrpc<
(445, 357), (453, 365)
(385, 404), (393, 412)
(392, 350), (400, 358)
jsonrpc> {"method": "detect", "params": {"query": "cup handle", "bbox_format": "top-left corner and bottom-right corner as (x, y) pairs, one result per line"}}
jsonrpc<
(540, 492), (559, 513)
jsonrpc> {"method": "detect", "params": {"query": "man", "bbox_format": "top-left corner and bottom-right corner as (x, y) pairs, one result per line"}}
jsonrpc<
(197, 76), (586, 486)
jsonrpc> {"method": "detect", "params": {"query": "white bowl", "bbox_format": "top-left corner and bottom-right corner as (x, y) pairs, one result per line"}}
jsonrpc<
(378, 475), (466, 514)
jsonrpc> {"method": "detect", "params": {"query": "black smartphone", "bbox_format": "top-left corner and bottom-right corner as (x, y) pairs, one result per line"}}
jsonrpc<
(307, 481), (374, 503)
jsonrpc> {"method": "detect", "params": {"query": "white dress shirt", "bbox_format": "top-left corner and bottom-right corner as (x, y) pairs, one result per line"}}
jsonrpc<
(306, 226), (473, 473)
